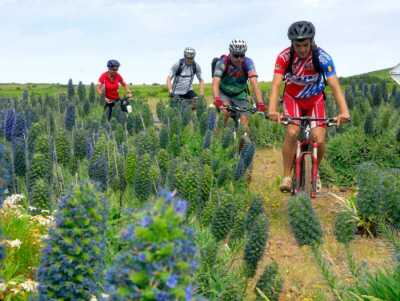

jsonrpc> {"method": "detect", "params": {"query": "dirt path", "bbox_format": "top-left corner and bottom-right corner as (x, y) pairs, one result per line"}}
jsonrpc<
(247, 148), (393, 301)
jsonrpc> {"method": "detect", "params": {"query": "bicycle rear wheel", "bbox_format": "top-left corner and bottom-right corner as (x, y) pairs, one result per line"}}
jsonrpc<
(302, 153), (313, 196)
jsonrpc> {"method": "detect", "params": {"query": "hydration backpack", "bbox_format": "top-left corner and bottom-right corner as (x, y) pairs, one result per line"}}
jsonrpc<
(283, 45), (327, 98)
(175, 58), (197, 77)
(211, 55), (249, 78)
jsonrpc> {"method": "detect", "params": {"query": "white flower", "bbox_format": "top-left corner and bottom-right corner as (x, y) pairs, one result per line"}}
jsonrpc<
(0, 282), (6, 292)
(5, 239), (22, 249)
(19, 279), (38, 292)
(3, 194), (24, 208)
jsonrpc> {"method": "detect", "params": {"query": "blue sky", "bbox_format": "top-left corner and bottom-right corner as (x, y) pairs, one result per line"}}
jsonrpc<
(1, 0), (399, 84)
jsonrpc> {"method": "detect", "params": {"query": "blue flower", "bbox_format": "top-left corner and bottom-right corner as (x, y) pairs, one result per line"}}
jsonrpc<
(121, 225), (135, 241)
(174, 199), (187, 215)
(140, 215), (153, 227)
(166, 274), (178, 288)
(185, 284), (193, 300)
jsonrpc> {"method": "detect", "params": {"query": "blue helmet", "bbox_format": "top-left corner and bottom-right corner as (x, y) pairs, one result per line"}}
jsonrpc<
(107, 59), (120, 69)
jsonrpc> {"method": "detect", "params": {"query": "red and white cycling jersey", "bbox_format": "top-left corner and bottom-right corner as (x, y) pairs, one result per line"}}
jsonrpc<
(274, 47), (336, 102)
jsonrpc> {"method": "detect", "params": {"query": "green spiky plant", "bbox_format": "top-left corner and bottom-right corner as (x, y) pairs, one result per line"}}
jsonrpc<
(31, 178), (51, 212)
(210, 193), (237, 242)
(157, 148), (170, 184)
(125, 150), (136, 184)
(255, 261), (283, 301)
(159, 126), (169, 149)
(175, 162), (199, 214)
(334, 210), (359, 279)
(355, 162), (383, 231)
(288, 193), (341, 298)
(245, 195), (265, 232)
(134, 153), (153, 202)
(196, 164), (214, 218)
(73, 129), (87, 161)
(244, 213), (269, 278)
(37, 182), (109, 300)
(55, 129), (71, 166)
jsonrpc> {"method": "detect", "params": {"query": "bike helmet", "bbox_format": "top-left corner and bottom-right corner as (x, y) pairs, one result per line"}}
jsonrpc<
(287, 21), (315, 41)
(229, 39), (247, 55)
(107, 59), (120, 69)
(184, 47), (196, 59)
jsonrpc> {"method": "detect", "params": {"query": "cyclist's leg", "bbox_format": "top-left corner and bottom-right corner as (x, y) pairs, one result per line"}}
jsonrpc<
(182, 90), (197, 110)
(104, 101), (115, 121)
(309, 95), (327, 166)
(282, 94), (300, 179)
(220, 92), (233, 126)
(231, 98), (250, 131)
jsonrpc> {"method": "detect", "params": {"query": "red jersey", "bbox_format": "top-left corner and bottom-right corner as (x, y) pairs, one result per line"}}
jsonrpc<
(274, 47), (336, 101)
(98, 72), (126, 100)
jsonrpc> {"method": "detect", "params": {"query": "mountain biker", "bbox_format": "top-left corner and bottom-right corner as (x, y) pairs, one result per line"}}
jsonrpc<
(212, 39), (265, 129)
(268, 21), (350, 192)
(166, 47), (204, 106)
(97, 59), (132, 121)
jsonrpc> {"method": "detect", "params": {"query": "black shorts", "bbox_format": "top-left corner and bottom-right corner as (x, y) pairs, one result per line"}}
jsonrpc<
(175, 90), (197, 99)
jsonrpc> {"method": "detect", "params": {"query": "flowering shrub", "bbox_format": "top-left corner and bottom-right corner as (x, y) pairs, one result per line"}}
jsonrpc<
(104, 190), (199, 300)
(37, 183), (109, 300)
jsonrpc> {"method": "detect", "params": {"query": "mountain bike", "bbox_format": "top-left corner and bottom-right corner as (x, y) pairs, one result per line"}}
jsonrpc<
(280, 116), (337, 198)
(223, 104), (266, 182)
(224, 104), (258, 154)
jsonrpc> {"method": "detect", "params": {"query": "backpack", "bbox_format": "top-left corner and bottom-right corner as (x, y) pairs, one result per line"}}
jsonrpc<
(172, 58), (197, 93)
(211, 55), (249, 78)
(175, 58), (197, 77)
(211, 55), (251, 97)
(283, 45), (327, 98)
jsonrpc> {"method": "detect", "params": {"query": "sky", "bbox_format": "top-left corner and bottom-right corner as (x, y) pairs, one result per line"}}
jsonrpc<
(1, 0), (399, 85)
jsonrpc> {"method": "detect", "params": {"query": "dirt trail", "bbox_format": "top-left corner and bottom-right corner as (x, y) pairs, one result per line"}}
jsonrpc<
(246, 147), (393, 301)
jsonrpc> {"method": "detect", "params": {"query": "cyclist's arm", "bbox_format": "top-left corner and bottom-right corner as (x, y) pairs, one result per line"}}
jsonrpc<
(212, 77), (221, 98)
(166, 75), (173, 94)
(167, 63), (179, 95)
(249, 77), (263, 105)
(120, 77), (132, 97)
(199, 80), (205, 96)
(268, 73), (284, 120)
(327, 75), (350, 125)
(96, 82), (104, 96)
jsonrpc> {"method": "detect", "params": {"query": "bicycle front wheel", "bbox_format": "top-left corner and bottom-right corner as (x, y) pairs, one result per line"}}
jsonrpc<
(302, 153), (313, 196)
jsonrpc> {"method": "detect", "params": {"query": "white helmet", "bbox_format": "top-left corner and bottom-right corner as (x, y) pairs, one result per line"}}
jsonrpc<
(184, 47), (196, 59)
(229, 39), (247, 55)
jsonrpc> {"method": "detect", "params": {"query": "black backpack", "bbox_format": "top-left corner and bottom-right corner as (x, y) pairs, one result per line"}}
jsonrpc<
(283, 45), (327, 98)
(175, 58), (197, 77)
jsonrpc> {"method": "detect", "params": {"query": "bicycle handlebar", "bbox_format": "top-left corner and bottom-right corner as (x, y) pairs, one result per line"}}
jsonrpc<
(224, 104), (260, 115)
(280, 115), (338, 127)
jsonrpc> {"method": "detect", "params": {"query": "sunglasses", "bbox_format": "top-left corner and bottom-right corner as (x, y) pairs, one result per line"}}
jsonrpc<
(109, 67), (119, 72)
(232, 54), (245, 59)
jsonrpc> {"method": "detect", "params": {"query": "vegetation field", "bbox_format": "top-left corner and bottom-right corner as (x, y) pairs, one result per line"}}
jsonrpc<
(0, 69), (399, 300)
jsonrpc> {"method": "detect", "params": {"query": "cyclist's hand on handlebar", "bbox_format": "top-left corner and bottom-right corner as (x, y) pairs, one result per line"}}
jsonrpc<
(336, 113), (350, 126)
(256, 102), (266, 112)
(267, 111), (281, 123)
(214, 96), (223, 110)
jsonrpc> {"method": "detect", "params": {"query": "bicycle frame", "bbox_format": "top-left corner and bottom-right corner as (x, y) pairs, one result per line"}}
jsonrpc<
(282, 116), (336, 198)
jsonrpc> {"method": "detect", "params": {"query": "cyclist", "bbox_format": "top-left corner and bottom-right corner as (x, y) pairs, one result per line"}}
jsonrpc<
(212, 39), (265, 129)
(268, 21), (350, 192)
(97, 59), (132, 121)
(166, 47), (204, 107)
